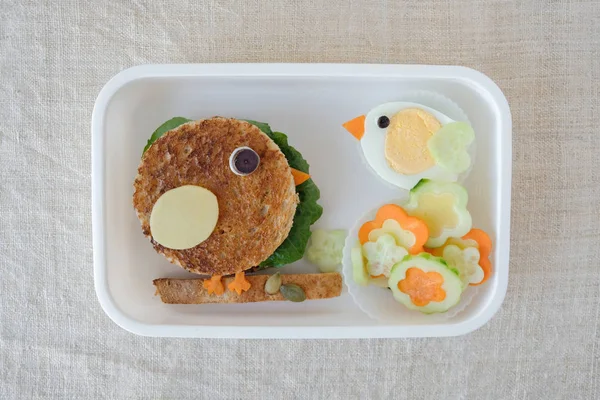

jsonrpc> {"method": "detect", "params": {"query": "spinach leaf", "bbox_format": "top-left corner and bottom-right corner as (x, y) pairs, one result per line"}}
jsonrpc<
(142, 117), (191, 155)
(245, 121), (323, 268)
(242, 120), (272, 136)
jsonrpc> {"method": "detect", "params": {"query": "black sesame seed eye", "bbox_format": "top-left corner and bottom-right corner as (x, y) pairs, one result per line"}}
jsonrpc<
(229, 147), (260, 176)
(377, 116), (390, 129)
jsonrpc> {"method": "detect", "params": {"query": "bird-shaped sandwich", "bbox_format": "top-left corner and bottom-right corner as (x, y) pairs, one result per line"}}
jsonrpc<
(343, 102), (475, 190)
(134, 117), (341, 303)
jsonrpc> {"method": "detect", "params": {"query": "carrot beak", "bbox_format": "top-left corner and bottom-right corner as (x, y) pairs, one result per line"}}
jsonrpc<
(290, 168), (311, 186)
(342, 115), (366, 140)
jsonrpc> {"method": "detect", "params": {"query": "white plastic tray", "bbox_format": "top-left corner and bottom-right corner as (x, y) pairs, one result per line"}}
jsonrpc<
(92, 64), (512, 338)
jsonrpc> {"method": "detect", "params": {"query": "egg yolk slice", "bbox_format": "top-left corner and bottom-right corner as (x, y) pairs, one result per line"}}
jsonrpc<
(384, 108), (441, 175)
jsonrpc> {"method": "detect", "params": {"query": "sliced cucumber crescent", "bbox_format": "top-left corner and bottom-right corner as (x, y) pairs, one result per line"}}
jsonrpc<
(389, 253), (463, 314)
(351, 244), (370, 286)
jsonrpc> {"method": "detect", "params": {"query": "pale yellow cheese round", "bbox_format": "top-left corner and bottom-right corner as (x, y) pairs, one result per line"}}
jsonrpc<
(150, 185), (219, 250)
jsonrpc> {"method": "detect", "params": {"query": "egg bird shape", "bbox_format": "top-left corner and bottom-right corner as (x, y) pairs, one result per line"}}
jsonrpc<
(343, 102), (475, 190)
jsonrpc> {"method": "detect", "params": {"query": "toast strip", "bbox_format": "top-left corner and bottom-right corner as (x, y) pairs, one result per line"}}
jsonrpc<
(153, 273), (342, 304)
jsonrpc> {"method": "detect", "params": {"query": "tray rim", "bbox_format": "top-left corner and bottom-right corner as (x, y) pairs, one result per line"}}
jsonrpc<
(91, 63), (512, 339)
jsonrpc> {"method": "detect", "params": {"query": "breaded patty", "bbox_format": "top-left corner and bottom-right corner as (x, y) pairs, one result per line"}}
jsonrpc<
(133, 117), (298, 276)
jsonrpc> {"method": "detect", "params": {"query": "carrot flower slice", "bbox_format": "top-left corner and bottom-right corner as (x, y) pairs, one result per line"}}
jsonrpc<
(398, 268), (446, 307)
(426, 228), (493, 286)
(358, 204), (428, 254)
(461, 229), (492, 285)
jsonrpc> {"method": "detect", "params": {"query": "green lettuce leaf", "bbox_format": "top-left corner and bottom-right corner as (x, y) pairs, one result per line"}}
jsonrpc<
(244, 120), (324, 268)
(142, 117), (191, 155)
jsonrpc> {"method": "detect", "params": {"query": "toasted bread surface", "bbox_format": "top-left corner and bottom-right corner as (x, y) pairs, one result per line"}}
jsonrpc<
(134, 117), (297, 275)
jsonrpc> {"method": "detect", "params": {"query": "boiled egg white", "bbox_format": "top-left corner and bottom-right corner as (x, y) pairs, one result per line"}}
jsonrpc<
(343, 102), (474, 190)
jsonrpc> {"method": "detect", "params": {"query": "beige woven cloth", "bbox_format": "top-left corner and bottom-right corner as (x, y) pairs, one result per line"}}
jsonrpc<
(1, 0), (599, 399)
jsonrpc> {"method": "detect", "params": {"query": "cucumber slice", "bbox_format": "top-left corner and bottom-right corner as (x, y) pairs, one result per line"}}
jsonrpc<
(404, 179), (472, 248)
(389, 253), (462, 314)
(351, 244), (370, 286)
(427, 122), (475, 174)
(306, 229), (346, 272)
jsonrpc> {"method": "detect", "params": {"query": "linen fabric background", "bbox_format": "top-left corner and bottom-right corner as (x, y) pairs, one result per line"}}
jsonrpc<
(0, 0), (599, 399)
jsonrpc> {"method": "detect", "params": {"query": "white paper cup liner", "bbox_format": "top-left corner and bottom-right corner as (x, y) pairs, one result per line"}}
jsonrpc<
(342, 202), (479, 322)
(354, 91), (476, 190)
(394, 90), (470, 123)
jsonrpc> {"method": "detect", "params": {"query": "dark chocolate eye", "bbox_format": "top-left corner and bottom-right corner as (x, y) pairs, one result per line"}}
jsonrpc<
(377, 116), (390, 129)
(229, 147), (260, 176)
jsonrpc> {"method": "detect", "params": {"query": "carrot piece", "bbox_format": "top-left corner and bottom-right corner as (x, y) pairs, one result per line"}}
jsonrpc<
(228, 271), (252, 295)
(398, 268), (446, 307)
(426, 243), (448, 257)
(424, 247), (437, 255)
(358, 221), (379, 245)
(358, 204), (429, 254)
(342, 115), (366, 140)
(290, 168), (311, 186)
(462, 229), (493, 285)
(203, 275), (224, 296)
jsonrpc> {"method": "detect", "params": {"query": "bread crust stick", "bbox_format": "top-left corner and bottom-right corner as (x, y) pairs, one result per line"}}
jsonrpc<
(153, 273), (343, 304)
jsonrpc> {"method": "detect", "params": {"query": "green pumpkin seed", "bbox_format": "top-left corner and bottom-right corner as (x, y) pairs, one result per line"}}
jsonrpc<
(280, 284), (306, 302)
(264, 272), (282, 295)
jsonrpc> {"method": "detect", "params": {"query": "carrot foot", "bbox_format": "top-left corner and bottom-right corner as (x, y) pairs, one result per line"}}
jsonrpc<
(228, 271), (251, 295)
(203, 275), (224, 295)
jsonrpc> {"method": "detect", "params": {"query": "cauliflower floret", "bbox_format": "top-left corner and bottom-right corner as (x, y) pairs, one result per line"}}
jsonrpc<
(442, 244), (483, 286)
(362, 234), (408, 278)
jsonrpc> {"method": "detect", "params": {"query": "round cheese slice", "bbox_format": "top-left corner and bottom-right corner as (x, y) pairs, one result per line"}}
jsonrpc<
(150, 185), (219, 250)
